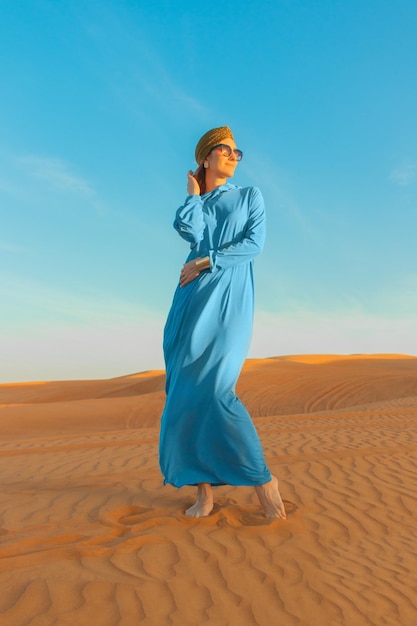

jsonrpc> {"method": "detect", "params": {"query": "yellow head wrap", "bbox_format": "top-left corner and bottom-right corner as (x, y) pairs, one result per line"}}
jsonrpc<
(195, 126), (235, 166)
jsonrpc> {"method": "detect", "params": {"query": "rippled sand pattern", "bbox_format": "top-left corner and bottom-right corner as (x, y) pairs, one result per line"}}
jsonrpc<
(1, 355), (417, 625)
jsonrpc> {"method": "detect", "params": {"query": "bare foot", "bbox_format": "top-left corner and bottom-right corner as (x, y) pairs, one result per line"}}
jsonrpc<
(255, 475), (286, 519)
(185, 482), (214, 517)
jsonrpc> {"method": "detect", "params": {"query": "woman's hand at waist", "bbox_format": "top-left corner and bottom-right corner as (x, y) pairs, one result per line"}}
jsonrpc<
(180, 256), (210, 288)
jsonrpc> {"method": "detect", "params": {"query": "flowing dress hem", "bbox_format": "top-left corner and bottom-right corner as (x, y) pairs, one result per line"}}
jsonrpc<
(163, 472), (272, 489)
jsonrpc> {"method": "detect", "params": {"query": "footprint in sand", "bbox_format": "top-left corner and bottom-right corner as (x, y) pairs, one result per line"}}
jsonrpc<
(219, 500), (299, 528)
(119, 507), (152, 526)
(241, 501), (299, 526)
(102, 505), (152, 528)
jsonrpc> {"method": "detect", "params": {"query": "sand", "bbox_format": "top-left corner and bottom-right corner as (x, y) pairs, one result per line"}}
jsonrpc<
(1, 354), (417, 626)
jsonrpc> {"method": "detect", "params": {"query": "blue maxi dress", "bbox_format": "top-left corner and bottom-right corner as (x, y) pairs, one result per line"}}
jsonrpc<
(159, 183), (272, 487)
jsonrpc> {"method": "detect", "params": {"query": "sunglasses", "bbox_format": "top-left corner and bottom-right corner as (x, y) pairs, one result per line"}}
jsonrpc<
(210, 143), (243, 161)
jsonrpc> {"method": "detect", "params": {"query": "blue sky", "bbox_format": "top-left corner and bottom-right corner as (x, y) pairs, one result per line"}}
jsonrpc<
(1, 0), (416, 382)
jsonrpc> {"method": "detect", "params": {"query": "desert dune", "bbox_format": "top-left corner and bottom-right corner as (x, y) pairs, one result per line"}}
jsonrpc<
(1, 354), (417, 625)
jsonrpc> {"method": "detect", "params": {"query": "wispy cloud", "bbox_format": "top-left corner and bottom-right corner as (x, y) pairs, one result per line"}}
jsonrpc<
(0, 272), (166, 381)
(75, 3), (210, 124)
(389, 161), (417, 187)
(17, 155), (96, 196)
(251, 309), (417, 358)
(0, 271), (156, 327)
(0, 177), (24, 197)
(1, 319), (165, 382)
(0, 240), (28, 253)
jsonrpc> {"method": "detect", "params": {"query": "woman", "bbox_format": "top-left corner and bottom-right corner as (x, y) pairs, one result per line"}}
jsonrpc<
(159, 126), (286, 519)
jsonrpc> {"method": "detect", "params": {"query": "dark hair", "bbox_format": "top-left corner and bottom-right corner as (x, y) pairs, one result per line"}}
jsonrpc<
(194, 164), (207, 196)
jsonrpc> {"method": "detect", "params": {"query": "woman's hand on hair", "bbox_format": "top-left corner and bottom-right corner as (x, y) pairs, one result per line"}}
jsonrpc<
(187, 168), (201, 195)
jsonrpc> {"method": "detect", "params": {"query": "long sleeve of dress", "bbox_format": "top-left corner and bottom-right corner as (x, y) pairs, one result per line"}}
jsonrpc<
(173, 194), (205, 245)
(209, 186), (265, 271)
